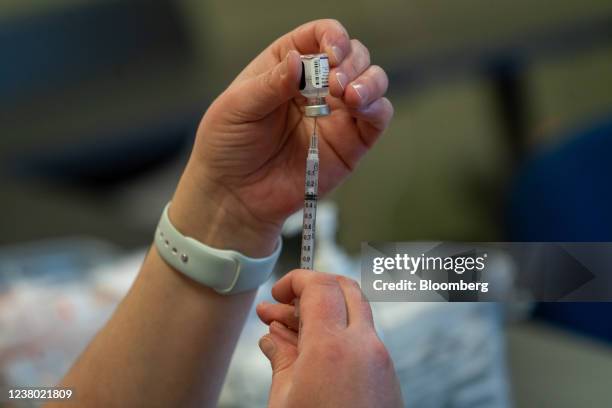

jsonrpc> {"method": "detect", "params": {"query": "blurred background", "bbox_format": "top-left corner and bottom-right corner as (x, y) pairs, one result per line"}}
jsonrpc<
(1, 0), (612, 407)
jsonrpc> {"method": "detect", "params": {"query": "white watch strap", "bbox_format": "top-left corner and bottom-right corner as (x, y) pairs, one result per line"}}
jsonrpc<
(155, 203), (281, 294)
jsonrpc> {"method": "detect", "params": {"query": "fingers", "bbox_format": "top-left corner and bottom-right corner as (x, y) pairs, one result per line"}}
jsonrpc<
(259, 328), (297, 375)
(269, 271), (376, 332)
(343, 65), (389, 109)
(271, 270), (348, 335)
(256, 302), (300, 331)
(224, 50), (302, 120)
(317, 95), (393, 176)
(323, 39), (392, 170)
(328, 38), (392, 143)
(329, 39), (371, 98)
(352, 97), (395, 147)
(270, 321), (298, 347)
(225, 19), (392, 126)
(336, 276), (375, 329)
(283, 19), (351, 66)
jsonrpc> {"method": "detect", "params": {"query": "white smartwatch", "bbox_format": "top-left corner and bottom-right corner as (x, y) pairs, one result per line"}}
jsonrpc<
(154, 203), (282, 294)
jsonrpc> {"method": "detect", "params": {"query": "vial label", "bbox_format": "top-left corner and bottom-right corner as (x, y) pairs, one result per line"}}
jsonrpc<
(300, 54), (330, 98)
(310, 56), (329, 89)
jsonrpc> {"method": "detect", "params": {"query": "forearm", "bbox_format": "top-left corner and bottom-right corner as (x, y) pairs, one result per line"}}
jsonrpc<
(52, 248), (254, 407)
(50, 163), (279, 407)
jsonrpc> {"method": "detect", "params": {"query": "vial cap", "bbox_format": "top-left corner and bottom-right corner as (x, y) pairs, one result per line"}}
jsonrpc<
(305, 104), (330, 117)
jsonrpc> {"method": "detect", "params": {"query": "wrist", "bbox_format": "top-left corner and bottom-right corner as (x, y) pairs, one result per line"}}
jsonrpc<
(169, 161), (281, 258)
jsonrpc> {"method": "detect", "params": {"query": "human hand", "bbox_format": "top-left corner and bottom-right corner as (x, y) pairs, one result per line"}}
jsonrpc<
(171, 19), (392, 257)
(256, 270), (403, 408)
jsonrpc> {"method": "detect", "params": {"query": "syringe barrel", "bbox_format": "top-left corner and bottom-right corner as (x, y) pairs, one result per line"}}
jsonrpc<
(300, 197), (317, 269)
(300, 152), (319, 270)
(305, 154), (319, 193)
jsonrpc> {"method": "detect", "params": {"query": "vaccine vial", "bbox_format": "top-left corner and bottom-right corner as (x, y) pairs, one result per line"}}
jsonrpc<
(300, 53), (330, 117)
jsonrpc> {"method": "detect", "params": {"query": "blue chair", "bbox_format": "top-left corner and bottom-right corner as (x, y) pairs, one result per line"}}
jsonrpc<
(508, 117), (612, 343)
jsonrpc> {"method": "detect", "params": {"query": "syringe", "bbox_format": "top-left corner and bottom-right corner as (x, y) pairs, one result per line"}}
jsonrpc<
(295, 53), (329, 316)
(298, 53), (329, 270)
(300, 118), (320, 270)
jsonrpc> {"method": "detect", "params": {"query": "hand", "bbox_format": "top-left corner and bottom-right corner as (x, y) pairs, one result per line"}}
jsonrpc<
(256, 270), (403, 408)
(171, 19), (392, 257)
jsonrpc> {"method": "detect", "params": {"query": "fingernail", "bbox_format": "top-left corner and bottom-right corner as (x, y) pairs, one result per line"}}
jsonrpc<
(336, 71), (348, 92)
(331, 45), (343, 64)
(259, 336), (276, 357)
(352, 83), (367, 104)
(270, 321), (285, 331)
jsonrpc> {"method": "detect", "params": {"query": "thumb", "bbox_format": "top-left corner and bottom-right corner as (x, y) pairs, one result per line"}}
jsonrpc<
(258, 333), (296, 376)
(229, 50), (302, 120)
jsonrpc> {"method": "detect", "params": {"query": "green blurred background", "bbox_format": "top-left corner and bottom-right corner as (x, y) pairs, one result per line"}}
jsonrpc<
(3, 0), (612, 249)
